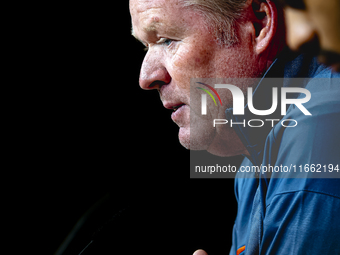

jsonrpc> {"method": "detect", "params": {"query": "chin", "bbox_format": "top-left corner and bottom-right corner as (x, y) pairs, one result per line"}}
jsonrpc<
(178, 125), (215, 151)
(178, 126), (191, 149)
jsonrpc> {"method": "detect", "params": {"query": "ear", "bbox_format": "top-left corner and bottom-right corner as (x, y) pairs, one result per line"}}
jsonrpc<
(251, 0), (277, 54)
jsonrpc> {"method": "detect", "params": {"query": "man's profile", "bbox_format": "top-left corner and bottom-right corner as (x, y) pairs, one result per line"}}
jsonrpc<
(129, 0), (340, 254)
(130, 0), (287, 156)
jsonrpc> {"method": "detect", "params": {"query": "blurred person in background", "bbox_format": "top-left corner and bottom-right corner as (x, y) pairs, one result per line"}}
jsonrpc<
(281, 0), (340, 72)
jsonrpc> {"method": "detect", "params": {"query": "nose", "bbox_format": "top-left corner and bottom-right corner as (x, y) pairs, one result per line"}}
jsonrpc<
(139, 52), (171, 90)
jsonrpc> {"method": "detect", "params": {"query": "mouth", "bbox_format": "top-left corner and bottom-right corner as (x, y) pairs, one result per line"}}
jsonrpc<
(172, 104), (185, 112)
(163, 102), (188, 123)
(163, 101), (188, 123)
(163, 102), (186, 111)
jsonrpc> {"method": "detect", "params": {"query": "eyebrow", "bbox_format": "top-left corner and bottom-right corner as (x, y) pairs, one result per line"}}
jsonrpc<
(131, 26), (159, 45)
(131, 16), (161, 41)
(131, 18), (184, 43)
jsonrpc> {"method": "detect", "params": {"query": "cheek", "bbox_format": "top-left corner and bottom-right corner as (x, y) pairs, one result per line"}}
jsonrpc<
(175, 43), (214, 69)
(166, 42), (217, 89)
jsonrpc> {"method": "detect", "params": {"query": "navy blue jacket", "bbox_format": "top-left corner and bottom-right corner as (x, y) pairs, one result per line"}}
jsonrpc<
(228, 53), (340, 255)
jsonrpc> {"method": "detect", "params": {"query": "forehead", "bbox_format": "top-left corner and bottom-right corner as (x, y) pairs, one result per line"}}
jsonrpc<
(130, 0), (182, 13)
(130, 0), (183, 27)
(130, 0), (164, 13)
(130, 0), (192, 39)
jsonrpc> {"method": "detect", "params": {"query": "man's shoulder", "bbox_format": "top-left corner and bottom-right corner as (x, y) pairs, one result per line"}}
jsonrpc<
(288, 71), (340, 119)
(267, 59), (340, 148)
(266, 178), (340, 206)
(281, 76), (340, 136)
(262, 69), (340, 201)
(268, 74), (340, 167)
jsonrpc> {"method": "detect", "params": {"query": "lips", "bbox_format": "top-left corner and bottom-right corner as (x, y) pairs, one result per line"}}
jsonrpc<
(163, 102), (186, 112)
(162, 102), (188, 123)
(172, 104), (185, 112)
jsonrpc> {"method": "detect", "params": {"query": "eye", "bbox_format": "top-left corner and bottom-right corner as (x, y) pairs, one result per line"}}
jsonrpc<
(163, 39), (173, 46)
(157, 38), (174, 47)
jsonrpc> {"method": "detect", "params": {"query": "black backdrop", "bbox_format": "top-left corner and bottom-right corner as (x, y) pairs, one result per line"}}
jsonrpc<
(33, 2), (243, 254)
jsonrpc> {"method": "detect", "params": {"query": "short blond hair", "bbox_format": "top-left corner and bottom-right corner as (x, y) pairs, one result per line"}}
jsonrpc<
(181, 0), (248, 45)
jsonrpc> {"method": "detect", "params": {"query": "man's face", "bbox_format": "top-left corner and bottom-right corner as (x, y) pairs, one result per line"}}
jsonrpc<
(130, 0), (264, 156)
(284, 0), (340, 72)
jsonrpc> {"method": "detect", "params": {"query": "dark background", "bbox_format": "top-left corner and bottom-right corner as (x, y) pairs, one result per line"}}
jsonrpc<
(25, 2), (243, 254)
